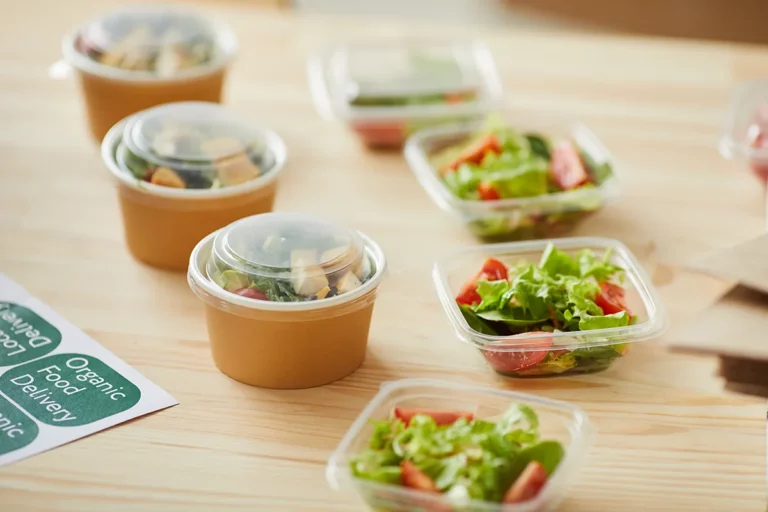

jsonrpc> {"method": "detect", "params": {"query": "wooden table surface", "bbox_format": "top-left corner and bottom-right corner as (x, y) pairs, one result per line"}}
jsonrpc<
(1, 1), (766, 511)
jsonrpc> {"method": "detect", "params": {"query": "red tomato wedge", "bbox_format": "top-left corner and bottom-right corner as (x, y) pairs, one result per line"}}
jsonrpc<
(595, 282), (631, 316)
(503, 461), (548, 504)
(477, 182), (501, 201)
(455, 258), (509, 305)
(394, 408), (475, 426)
(401, 461), (438, 492)
(748, 124), (768, 182)
(480, 258), (508, 281)
(550, 140), (590, 190)
(481, 332), (554, 374)
(352, 122), (405, 149)
(443, 134), (501, 173)
(234, 287), (268, 300)
(456, 278), (483, 306)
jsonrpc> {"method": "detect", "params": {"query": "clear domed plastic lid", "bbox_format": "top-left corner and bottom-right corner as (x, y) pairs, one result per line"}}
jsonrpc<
(75, 6), (218, 76)
(206, 213), (375, 302)
(115, 102), (279, 190)
(331, 42), (484, 106)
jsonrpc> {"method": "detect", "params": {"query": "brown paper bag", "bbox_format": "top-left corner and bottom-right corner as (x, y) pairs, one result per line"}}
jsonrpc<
(669, 233), (768, 396)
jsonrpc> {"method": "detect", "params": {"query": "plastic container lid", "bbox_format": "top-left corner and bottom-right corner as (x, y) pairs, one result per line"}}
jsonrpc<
(308, 40), (502, 122)
(112, 102), (282, 192)
(719, 80), (768, 163)
(339, 43), (480, 100)
(433, 237), (668, 352)
(64, 5), (237, 80)
(327, 378), (593, 512)
(205, 213), (375, 302)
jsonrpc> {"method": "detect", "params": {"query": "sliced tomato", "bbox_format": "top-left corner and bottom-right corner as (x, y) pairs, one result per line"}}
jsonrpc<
(550, 140), (590, 190)
(595, 282), (630, 316)
(352, 122), (405, 149)
(444, 133), (501, 173)
(455, 258), (509, 305)
(748, 124), (768, 182)
(394, 408), (474, 426)
(480, 258), (508, 281)
(443, 92), (465, 104)
(401, 461), (438, 492)
(481, 332), (553, 374)
(503, 461), (548, 504)
(234, 287), (268, 301)
(477, 181), (501, 201)
(456, 277), (483, 306)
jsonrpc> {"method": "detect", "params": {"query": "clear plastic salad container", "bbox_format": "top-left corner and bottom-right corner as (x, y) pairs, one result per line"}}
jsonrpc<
(327, 378), (594, 512)
(405, 119), (619, 241)
(102, 101), (286, 271)
(433, 238), (667, 378)
(60, 5), (237, 140)
(719, 80), (768, 183)
(308, 40), (502, 149)
(188, 212), (387, 389)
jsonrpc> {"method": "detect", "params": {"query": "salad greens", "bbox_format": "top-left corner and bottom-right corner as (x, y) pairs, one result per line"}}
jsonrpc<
(351, 406), (563, 505)
(78, 19), (215, 74)
(349, 90), (478, 108)
(456, 243), (635, 377)
(208, 226), (374, 302)
(120, 125), (273, 190)
(430, 115), (614, 240)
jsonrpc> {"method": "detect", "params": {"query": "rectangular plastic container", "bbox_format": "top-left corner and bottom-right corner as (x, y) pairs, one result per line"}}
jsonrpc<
(405, 119), (619, 241)
(327, 378), (594, 512)
(432, 238), (667, 378)
(308, 40), (502, 149)
(718, 80), (768, 182)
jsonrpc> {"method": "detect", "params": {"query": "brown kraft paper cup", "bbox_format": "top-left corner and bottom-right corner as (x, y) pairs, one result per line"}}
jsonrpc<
(78, 67), (227, 142)
(204, 292), (375, 389)
(188, 232), (387, 389)
(118, 181), (276, 271)
(102, 118), (286, 272)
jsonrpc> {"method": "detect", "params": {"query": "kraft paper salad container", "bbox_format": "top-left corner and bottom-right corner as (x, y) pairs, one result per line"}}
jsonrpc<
(433, 238), (667, 378)
(102, 101), (286, 271)
(719, 80), (768, 183)
(188, 212), (387, 389)
(60, 5), (237, 141)
(327, 378), (594, 512)
(308, 40), (502, 149)
(405, 118), (619, 241)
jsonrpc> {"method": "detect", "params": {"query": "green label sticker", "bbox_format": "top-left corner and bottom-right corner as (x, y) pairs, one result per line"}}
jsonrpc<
(0, 302), (62, 367)
(0, 353), (141, 427)
(0, 394), (38, 456)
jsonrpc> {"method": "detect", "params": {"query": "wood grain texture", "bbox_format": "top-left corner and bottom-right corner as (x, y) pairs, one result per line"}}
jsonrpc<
(0, 1), (766, 511)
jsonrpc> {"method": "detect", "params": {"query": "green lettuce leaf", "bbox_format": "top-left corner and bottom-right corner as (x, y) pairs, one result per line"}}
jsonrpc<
(578, 310), (630, 330)
(476, 307), (548, 327)
(486, 164), (549, 199)
(442, 164), (482, 199)
(577, 247), (624, 282)
(525, 133), (551, 160)
(538, 244), (581, 277)
(510, 440), (565, 479)
(474, 280), (511, 312)
(459, 304), (499, 335)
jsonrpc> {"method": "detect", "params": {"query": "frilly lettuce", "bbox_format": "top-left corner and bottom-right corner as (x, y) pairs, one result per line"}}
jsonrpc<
(350, 405), (564, 504)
